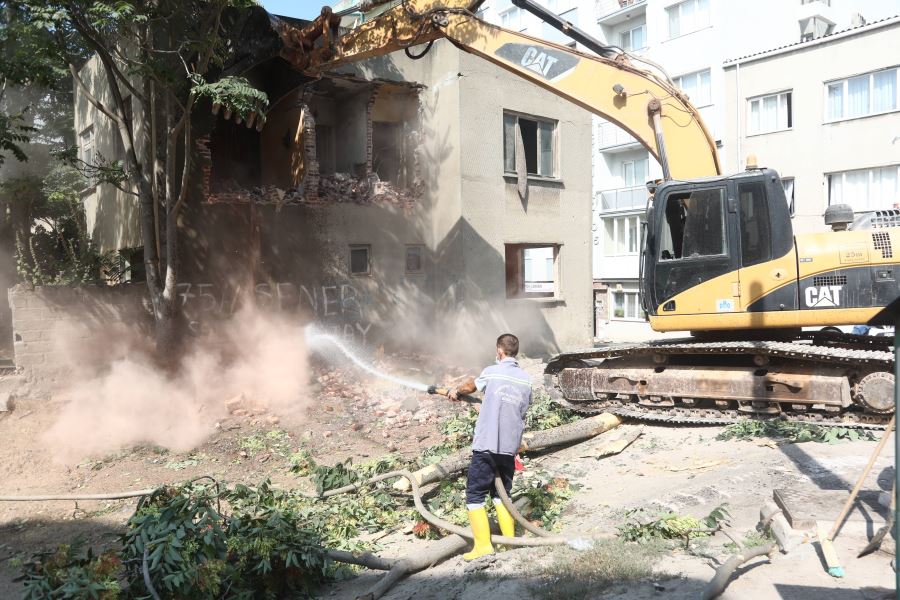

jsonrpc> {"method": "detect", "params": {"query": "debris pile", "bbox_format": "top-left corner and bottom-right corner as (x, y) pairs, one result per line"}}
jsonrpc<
(210, 172), (422, 209)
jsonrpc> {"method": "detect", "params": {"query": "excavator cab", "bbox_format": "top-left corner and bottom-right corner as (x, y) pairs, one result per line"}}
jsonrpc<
(641, 168), (796, 321)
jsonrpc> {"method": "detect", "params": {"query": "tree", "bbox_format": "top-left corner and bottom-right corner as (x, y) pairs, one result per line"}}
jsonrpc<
(0, 2), (79, 165)
(9, 0), (268, 358)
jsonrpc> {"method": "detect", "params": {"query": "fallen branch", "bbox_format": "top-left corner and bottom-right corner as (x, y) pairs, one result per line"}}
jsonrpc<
(355, 534), (469, 600)
(394, 413), (622, 491)
(700, 543), (777, 600)
(0, 490), (155, 501)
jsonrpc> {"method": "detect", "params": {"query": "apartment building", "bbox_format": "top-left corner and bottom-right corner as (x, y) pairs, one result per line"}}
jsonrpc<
(724, 16), (900, 238)
(480, 0), (900, 340)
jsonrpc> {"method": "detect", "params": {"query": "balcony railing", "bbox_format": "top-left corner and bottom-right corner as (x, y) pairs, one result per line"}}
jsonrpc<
(596, 0), (646, 23)
(596, 186), (647, 212)
(596, 121), (640, 150)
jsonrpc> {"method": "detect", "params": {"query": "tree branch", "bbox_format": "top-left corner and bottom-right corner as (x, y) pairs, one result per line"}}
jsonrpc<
(69, 63), (124, 126)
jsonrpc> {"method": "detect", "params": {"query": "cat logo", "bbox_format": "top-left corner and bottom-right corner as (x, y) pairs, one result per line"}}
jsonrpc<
(804, 285), (842, 308)
(520, 47), (559, 77)
(494, 43), (579, 82)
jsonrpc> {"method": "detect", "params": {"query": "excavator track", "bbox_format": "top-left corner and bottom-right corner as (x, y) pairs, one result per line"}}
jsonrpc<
(545, 333), (894, 430)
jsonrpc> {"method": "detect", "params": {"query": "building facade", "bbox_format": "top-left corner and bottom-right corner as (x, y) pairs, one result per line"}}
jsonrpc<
(724, 17), (900, 238)
(73, 8), (594, 366)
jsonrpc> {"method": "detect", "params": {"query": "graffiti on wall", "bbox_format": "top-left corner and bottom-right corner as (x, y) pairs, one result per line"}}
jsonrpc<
(176, 281), (375, 344)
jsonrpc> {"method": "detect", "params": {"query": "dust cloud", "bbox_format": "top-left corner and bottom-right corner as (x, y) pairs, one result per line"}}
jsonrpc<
(43, 308), (311, 463)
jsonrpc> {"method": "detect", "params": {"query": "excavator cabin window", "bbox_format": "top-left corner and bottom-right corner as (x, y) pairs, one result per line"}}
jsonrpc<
(738, 181), (772, 267)
(658, 188), (726, 261)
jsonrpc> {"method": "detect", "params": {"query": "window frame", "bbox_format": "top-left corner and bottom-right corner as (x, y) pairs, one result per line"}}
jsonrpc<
(505, 243), (562, 300)
(499, 6), (524, 31)
(620, 23), (647, 52)
(747, 90), (793, 135)
(79, 125), (95, 190)
(781, 177), (796, 217)
(405, 244), (425, 274)
(673, 68), (712, 107)
(666, 0), (710, 40)
(503, 111), (559, 179)
(827, 165), (900, 212)
(602, 214), (641, 257)
(349, 244), (372, 277)
(610, 286), (644, 321)
(824, 67), (899, 123)
(657, 187), (728, 262)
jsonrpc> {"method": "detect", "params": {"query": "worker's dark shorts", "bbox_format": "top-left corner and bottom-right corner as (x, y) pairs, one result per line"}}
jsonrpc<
(465, 451), (515, 507)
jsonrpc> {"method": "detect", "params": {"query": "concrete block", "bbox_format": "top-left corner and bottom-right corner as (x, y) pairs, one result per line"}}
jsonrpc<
(770, 512), (806, 553)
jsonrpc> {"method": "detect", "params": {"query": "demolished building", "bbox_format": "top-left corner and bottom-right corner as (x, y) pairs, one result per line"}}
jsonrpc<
(51, 5), (593, 368)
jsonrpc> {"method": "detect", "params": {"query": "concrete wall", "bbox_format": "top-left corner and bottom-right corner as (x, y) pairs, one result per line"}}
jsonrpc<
(8, 284), (152, 391)
(723, 20), (900, 236)
(457, 50), (593, 355)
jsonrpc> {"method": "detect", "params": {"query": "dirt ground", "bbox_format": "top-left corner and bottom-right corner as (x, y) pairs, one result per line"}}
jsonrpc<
(0, 356), (896, 599)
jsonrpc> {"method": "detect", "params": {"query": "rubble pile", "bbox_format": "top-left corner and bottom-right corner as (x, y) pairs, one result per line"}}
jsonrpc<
(211, 173), (422, 208)
(318, 172), (423, 207)
(306, 353), (468, 452)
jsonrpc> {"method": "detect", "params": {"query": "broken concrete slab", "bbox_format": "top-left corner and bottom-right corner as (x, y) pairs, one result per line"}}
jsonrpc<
(774, 487), (887, 535)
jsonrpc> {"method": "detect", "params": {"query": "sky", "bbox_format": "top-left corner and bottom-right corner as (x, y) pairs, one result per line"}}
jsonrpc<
(259, 0), (323, 19)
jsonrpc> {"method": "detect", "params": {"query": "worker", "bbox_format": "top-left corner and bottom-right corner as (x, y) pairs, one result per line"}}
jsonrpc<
(447, 333), (533, 560)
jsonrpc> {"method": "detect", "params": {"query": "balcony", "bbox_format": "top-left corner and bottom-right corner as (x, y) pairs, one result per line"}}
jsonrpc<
(596, 121), (641, 151)
(596, 186), (647, 212)
(597, 0), (646, 26)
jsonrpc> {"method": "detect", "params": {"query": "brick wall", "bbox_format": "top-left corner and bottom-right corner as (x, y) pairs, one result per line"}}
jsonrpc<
(8, 284), (152, 392)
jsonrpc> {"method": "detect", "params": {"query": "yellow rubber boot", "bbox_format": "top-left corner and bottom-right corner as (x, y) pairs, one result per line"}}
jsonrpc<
(463, 507), (495, 561)
(494, 500), (516, 538)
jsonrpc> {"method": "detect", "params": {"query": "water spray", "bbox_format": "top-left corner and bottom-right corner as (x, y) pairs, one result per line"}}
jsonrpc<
(304, 324), (481, 403)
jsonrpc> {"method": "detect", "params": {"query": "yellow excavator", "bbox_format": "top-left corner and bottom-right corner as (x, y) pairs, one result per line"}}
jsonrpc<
(287, 0), (895, 427)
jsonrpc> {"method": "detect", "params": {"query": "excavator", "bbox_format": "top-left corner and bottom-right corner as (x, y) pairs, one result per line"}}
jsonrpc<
(286, 0), (896, 428)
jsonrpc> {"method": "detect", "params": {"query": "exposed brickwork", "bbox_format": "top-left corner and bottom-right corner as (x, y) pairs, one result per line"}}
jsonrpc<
(9, 284), (151, 392)
(365, 85), (380, 175)
(300, 102), (319, 201)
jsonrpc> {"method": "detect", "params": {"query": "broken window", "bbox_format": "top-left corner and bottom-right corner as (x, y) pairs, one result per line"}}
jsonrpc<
(405, 245), (424, 274)
(349, 244), (371, 276)
(373, 122), (403, 185)
(505, 244), (559, 298)
(658, 187), (725, 260)
(503, 112), (556, 178)
(316, 124), (336, 175)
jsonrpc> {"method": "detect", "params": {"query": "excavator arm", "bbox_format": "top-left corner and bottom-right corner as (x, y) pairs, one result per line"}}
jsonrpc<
(275, 0), (721, 180)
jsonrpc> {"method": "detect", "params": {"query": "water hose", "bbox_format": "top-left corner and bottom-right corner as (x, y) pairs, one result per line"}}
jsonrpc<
(312, 468), (588, 547)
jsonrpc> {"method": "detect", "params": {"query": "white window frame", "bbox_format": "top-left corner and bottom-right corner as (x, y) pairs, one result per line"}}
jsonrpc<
(666, 0), (710, 40)
(824, 67), (899, 123)
(79, 126), (95, 190)
(747, 90), (792, 135)
(621, 157), (649, 188)
(827, 165), (900, 212)
(610, 286), (643, 321)
(503, 111), (559, 179)
(620, 23), (647, 52)
(499, 6), (524, 31)
(602, 215), (641, 257)
(673, 68), (712, 107)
